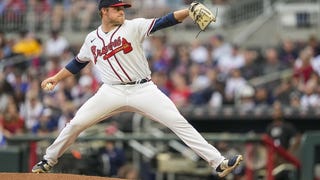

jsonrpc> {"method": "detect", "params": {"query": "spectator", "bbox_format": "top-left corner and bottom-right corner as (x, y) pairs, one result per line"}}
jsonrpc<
(206, 69), (223, 109)
(300, 81), (320, 110)
(254, 86), (270, 106)
(216, 44), (245, 80)
(151, 71), (170, 96)
(240, 48), (261, 80)
(190, 39), (209, 64)
(293, 46), (315, 84)
(44, 29), (69, 57)
(41, 92), (55, 108)
(33, 108), (58, 134)
(55, 66), (98, 108)
(46, 56), (62, 77)
(273, 78), (298, 105)
(57, 101), (75, 132)
(149, 36), (174, 74)
(79, 64), (99, 92)
(266, 101), (300, 151)
(7, 71), (29, 106)
(235, 84), (255, 115)
(210, 34), (232, 65)
(171, 44), (192, 76)
(151, 47), (169, 73)
(261, 47), (287, 94)
(265, 102), (301, 178)
(278, 38), (299, 66)
(289, 92), (301, 109)
(169, 72), (191, 108)
(261, 47), (285, 76)
(189, 63), (212, 105)
(12, 30), (42, 57)
(59, 76), (81, 105)
(59, 47), (75, 67)
(189, 63), (209, 92)
(307, 35), (320, 56)
(0, 31), (13, 59)
(1, 99), (24, 136)
(224, 69), (247, 104)
(22, 90), (44, 132)
(99, 141), (126, 177)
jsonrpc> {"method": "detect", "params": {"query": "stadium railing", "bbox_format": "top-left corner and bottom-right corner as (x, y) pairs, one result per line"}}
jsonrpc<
(5, 132), (308, 179)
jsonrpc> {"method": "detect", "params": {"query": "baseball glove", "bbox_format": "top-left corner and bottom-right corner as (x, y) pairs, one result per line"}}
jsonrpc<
(189, 1), (216, 31)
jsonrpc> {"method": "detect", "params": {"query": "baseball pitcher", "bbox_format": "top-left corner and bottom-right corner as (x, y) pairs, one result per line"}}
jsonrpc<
(32, 0), (242, 178)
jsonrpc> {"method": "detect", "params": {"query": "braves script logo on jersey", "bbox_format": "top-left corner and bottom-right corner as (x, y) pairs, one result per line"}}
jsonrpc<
(91, 36), (133, 64)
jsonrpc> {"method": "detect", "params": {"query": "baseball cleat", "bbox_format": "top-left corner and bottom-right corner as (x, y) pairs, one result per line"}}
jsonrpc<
(216, 155), (243, 178)
(32, 160), (52, 173)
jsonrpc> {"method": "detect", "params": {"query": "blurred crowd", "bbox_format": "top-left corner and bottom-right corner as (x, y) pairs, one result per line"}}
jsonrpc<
(0, 0), (228, 32)
(1, 26), (320, 139)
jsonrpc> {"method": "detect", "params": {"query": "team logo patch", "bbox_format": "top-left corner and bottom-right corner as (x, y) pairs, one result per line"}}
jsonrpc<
(91, 36), (133, 64)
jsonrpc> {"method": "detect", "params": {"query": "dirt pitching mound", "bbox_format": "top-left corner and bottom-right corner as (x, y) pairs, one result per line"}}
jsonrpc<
(0, 173), (124, 180)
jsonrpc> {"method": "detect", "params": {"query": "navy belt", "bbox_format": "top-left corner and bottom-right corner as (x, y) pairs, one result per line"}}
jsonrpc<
(119, 78), (151, 85)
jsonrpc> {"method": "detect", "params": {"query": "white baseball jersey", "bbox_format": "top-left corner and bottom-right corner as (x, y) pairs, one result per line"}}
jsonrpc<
(43, 17), (225, 171)
(77, 18), (155, 84)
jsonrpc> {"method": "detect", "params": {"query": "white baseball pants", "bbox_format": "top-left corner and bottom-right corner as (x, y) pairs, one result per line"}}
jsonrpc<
(44, 82), (225, 169)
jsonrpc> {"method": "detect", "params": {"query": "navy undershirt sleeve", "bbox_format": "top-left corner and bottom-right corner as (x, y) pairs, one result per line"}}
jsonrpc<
(65, 58), (89, 74)
(150, 13), (180, 33)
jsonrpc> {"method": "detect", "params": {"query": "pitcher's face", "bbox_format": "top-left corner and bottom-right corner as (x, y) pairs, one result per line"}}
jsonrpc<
(104, 6), (126, 25)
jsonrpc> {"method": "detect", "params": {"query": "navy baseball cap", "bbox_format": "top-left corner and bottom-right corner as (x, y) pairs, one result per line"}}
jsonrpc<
(98, 0), (131, 10)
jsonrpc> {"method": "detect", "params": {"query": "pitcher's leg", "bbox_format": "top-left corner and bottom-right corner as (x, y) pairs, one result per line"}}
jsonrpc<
(136, 103), (224, 168)
(162, 112), (225, 169)
(129, 84), (225, 169)
(44, 85), (125, 166)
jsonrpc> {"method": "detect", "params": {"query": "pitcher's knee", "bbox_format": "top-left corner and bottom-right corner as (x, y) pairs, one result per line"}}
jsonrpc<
(166, 116), (190, 129)
(65, 122), (87, 133)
